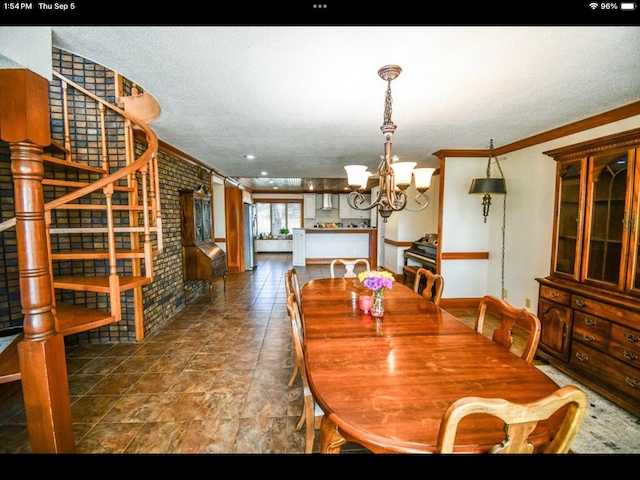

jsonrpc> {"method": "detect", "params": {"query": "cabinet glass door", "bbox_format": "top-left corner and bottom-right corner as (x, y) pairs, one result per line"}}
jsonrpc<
(583, 151), (631, 289)
(552, 159), (585, 280)
(626, 149), (640, 294)
(194, 198), (204, 243)
(202, 199), (212, 242)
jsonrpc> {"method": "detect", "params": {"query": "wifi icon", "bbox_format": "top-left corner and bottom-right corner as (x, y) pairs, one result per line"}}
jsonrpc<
(589, 2), (599, 8)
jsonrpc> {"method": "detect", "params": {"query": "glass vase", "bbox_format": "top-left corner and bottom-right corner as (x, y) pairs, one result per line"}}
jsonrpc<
(371, 290), (385, 317)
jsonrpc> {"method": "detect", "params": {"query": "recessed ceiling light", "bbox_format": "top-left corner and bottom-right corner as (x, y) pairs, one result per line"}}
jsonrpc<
(261, 171), (268, 176)
(244, 154), (255, 159)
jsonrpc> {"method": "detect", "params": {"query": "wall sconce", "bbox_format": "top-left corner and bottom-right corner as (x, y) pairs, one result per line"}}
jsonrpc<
(468, 139), (506, 222)
(469, 139), (508, 299)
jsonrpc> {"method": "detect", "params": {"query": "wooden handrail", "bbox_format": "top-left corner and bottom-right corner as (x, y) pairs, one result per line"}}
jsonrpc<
(46, 73), (159, 212)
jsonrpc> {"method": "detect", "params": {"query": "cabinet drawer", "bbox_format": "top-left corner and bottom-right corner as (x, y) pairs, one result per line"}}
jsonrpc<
(571, 294), (640, 329)
(571, 342), (640, 401)
(610, 324), (640, 368)
(539, 285), (570, 305)
(573, 311), (609, 350)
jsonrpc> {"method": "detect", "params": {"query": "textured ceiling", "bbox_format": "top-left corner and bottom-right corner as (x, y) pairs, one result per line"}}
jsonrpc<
(5, 26), (640, 192)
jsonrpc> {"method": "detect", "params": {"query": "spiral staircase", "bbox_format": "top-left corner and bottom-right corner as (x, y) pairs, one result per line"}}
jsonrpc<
(0, 69), (163, 384)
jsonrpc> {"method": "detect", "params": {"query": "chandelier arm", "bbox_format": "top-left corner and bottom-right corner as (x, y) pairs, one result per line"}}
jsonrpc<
(403, 192), (431, 212)
(347, 190), (377, 211)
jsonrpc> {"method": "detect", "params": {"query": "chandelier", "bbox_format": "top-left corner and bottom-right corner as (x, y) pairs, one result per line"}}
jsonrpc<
(344, 65), (436, 223)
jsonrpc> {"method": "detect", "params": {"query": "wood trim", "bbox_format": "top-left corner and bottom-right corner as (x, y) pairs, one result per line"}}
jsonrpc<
(433, 101), (640, 159)
(442, 251), (489, 260)
(384, 238), (412, 247)
(224, 186), (245, 273)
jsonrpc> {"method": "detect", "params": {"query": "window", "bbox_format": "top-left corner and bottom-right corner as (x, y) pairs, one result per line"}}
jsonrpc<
(256, 201), (301, 236)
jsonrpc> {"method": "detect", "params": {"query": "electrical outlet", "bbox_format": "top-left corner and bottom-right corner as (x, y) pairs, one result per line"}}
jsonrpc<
(525, 298), (531, 308)
(502, 288), (508, 298)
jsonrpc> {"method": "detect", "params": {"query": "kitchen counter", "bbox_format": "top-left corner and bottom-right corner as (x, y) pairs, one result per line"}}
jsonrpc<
(305, 227), (376, 232)
(294, 228), (377, 268)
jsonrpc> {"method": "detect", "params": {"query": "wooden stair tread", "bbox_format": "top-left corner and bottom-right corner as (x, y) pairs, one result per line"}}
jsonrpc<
(53, 275), (151, 292)
(43, 179), (135, 192)
(51, 249), (160, 260)
(42, 155), (107, 174)
(51, 204), (145, 211)
(55, 303), (117, 336)
(0, 330), (23, 384)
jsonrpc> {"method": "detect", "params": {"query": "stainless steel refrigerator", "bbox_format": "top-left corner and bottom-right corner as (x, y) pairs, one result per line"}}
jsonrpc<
(244, 203), (257, 270)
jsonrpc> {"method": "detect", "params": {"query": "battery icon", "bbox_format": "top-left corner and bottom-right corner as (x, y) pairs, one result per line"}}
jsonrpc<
(621, 2), (637, 9)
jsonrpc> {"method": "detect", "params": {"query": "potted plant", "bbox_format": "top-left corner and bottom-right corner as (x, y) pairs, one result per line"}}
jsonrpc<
(279, 228), (290, 238)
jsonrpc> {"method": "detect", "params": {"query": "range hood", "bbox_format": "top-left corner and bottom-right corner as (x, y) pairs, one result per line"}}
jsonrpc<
(321, 193), (334, 210)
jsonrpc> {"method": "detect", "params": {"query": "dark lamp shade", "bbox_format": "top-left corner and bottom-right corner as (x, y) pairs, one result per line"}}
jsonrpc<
(468, 178), (506, 195)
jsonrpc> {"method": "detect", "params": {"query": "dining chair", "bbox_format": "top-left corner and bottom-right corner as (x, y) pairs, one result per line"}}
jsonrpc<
(286, 293), (324, 453)
(330, 258), (371, 278)
(435, 385), (588, 453)
(285, 268), (303, 387)
(474, 295), (542, 364)
(412, 267), (444, 305)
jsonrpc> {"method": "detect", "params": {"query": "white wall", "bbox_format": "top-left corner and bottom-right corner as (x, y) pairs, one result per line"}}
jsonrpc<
(442, 116), (640, 312)
(379, 178), (440, 273)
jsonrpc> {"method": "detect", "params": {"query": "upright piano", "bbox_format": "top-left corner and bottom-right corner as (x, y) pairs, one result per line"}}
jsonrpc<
(403, 236), (438, 290)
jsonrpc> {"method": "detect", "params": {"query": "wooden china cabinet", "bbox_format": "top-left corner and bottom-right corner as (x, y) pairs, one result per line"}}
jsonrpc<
(537, 128), (640, 417)
(180, 188), (227, 302)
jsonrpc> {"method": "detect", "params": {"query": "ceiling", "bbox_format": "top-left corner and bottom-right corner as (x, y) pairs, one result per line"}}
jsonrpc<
(6, 26), (640, 192)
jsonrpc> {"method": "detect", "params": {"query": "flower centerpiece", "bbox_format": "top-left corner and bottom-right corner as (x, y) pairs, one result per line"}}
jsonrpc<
(357, 270), (394, 317)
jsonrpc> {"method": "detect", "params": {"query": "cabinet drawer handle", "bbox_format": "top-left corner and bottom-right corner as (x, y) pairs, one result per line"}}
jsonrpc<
(582, 334), (595, 342)
(550, 292), (559, 299)
(623, 350), (638, 362)
(624, 333), (640, 343)
(575, 352), (589, 362)
(626, 377), (640, 389)
(583, 317), (597, 326)
(575, 299), (588, 307)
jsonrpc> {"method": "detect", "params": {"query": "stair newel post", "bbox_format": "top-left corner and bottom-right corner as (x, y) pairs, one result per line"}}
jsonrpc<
(104, 183), (121, 320)
(0, 69), (76, 452)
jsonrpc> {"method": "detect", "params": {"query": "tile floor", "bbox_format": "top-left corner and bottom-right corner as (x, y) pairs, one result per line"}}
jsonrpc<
(0, 253), (379, 454)
(0, 253), (532, 454)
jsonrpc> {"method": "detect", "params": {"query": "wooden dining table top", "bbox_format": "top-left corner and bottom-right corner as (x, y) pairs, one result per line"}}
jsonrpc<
(300, 278), (563, 454)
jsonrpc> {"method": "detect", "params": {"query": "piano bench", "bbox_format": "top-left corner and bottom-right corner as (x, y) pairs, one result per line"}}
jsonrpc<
(402, 265), (419, 287)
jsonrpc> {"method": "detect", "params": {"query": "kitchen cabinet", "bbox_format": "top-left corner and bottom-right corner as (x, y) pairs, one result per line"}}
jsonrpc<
(303, 194), (317, 218)
(536, 128), (640, 417)
(339, 194), (371, 219)
(255, 239), (292, 252)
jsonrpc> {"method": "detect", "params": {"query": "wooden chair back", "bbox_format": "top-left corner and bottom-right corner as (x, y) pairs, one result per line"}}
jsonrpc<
(413, 267), (444, 305)
(436, 385), (588, 453)
(286, 293), (323, 453)
(285, 268), (303, 315)
(330, 258), (370, 278)
(475, 295), (541, 363)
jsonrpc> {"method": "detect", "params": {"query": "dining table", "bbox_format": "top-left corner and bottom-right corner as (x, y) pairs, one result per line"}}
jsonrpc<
(300, 277), (565, 454)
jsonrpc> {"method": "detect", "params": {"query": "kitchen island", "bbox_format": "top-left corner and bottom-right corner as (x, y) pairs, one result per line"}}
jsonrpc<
(292, 228), (377, 268)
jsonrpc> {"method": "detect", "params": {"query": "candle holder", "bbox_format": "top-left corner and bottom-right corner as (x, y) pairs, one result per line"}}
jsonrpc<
(359, 295), (374, 313)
